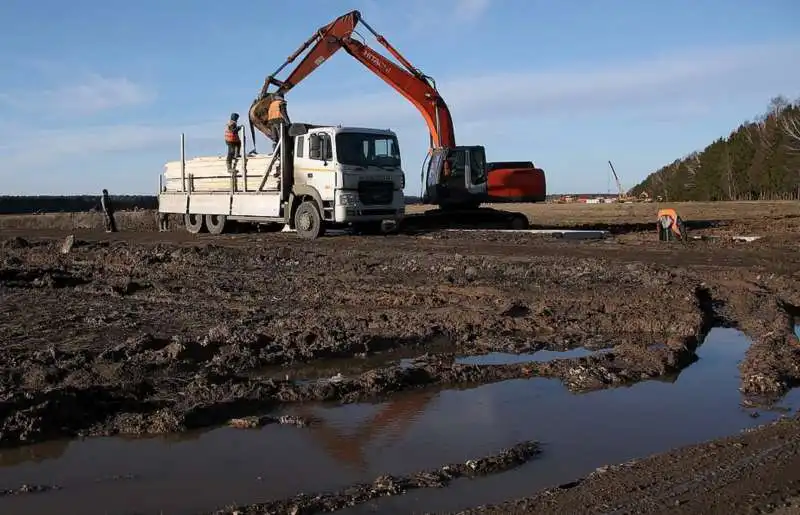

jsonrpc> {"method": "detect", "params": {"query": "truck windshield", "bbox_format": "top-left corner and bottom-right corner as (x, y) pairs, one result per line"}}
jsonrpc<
(335, 133), (401, 168)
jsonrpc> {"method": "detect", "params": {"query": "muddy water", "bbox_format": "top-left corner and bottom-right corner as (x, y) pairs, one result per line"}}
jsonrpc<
(1, 329), (798, 515)
(454, 347), (604, 365)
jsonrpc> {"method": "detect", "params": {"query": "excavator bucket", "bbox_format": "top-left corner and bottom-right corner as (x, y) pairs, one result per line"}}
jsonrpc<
(248, 96), (273, 143)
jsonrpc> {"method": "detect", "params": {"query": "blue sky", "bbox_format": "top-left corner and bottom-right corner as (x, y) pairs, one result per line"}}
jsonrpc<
(0, 0), (798, 196)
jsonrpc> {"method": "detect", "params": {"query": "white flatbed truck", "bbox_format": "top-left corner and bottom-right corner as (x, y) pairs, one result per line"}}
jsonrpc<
(157, 123), (406, 239)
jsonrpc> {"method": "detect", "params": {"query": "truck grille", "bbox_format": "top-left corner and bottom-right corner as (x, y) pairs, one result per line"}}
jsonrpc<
(358, 181), (394, 205)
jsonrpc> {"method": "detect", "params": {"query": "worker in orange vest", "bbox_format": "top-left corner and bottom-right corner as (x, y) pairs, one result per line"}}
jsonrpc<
(266, 92), (290, 150)
(657, 208), (686, 242)
(224, 112), (242, 171)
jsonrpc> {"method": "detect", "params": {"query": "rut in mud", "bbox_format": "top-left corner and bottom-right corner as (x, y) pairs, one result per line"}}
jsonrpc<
(216, 441), (541, 515)
(0, 234), (737, 448)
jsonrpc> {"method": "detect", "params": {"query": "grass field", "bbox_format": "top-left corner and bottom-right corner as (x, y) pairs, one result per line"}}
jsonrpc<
(1, 201), (798, 233)
(409, 200), (800, 226)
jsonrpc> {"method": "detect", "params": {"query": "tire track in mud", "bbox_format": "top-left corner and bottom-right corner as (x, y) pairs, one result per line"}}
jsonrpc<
(212, 440), (541, 515)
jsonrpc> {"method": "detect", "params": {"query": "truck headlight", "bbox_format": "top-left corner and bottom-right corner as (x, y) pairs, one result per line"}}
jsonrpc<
(400, 175), (405, 189)
(338, 192), (358, 206)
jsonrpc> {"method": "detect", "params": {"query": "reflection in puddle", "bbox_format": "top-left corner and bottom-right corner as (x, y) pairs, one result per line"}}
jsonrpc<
(455, 347), (603, 365)
(1, 329), (798, 515)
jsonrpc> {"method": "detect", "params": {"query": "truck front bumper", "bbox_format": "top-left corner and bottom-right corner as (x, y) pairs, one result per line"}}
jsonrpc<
(334, 189), (405, 223)
(335, 205), (405, 222)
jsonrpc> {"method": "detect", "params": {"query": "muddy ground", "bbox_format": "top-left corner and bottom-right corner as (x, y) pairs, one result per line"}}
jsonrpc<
(1, 204), (800, 513)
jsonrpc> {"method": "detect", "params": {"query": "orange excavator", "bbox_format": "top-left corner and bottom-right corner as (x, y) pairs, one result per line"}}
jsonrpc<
(248, 10), (546, 230)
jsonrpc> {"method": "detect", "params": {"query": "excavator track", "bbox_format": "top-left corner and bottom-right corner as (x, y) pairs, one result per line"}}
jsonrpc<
(399, 207), (530, 234)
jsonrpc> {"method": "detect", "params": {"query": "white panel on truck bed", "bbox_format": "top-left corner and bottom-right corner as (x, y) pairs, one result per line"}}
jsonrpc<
(231, 193), (281, 217)
(187, 195), (231, 215)
(163, 155), (274, 193)
(158, 193), (189, 214)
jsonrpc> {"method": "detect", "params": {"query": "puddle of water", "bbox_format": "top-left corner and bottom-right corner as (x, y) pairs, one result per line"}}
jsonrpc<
(455, 347), (600, 365)
(256, 337), (456, 382)
(1, 328), (799, 515)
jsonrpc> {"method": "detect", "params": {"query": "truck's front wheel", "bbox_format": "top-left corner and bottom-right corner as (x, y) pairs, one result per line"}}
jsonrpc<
(293, 201), (324, 240)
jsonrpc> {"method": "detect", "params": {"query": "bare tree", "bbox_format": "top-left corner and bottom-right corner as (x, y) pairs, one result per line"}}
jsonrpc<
(769, 95), (790, 116)
(683, 152), (700, 190)
(744, 115), (767, 145)
(781, 112), (800, 153)
(723, 144), (736, 200)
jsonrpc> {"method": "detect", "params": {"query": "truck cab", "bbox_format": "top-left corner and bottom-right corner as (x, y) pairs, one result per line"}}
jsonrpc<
(157, 123), (406, 239)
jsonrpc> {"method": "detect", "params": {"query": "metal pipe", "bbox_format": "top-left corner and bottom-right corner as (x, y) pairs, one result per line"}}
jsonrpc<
(180, 133), (186, 192)
(257, 136), (282, 192)
(242, 126), (248, 192)
(279, 122), (288, 201)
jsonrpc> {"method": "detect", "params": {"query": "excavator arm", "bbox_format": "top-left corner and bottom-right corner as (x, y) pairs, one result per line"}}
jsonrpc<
(248, 10), (455, 153)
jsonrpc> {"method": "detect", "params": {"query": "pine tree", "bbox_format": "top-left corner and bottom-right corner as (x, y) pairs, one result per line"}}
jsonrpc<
(631, 96), (800, 201)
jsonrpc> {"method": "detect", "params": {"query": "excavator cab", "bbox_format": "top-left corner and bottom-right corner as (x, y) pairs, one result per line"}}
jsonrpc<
(424, 146), (488, 208)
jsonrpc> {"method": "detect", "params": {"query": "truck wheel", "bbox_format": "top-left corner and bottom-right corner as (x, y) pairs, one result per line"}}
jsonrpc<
(293, 201), (324, 240)
(185, 213), (205, 234)
(509, 214), (529, 230)
(205, 214), (227, 235)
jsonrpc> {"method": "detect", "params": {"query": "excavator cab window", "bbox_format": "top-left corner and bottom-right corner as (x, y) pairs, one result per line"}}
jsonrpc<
(468, 146), (487, 185)
(445, 152), (465, 179)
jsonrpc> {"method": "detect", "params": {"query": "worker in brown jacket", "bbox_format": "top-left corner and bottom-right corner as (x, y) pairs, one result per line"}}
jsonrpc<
(224, 112), (242, 171)
(100, 189), (117, 233)
(266, 92), (290, 149)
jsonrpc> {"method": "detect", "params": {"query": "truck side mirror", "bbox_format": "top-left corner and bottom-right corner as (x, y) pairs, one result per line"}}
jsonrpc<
(309, 134), (321, 159)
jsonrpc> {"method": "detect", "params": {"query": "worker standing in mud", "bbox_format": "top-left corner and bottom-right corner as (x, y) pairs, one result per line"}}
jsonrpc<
(100, 189), (117, 233)
(266, 92), (290, 150)
(225, 113), (242, 171)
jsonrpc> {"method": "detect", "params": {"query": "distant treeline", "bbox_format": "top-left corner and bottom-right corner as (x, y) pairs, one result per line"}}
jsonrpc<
(631, 95), (800, 201)
(0, 195), (158, 215)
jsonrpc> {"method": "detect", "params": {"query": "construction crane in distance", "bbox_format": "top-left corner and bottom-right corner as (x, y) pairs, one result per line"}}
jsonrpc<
(607, 160), (654, 203)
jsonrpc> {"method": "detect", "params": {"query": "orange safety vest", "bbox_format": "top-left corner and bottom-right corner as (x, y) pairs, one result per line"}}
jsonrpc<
(657, 208), (683, 237)
(267, 98), (285, 122)
(224, 121), (240, 143)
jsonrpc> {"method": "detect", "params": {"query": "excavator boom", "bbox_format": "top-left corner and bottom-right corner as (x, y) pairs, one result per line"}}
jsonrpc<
(250, 10), (454, 151)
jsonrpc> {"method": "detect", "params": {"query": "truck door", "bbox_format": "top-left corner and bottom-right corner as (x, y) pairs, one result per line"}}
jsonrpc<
(423, 148), (447, 204)
(303, 130), (336, 200)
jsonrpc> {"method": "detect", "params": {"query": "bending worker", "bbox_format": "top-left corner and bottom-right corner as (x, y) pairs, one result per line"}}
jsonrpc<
(266, 92), (291, 149)
(224, 112), (242, 171)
